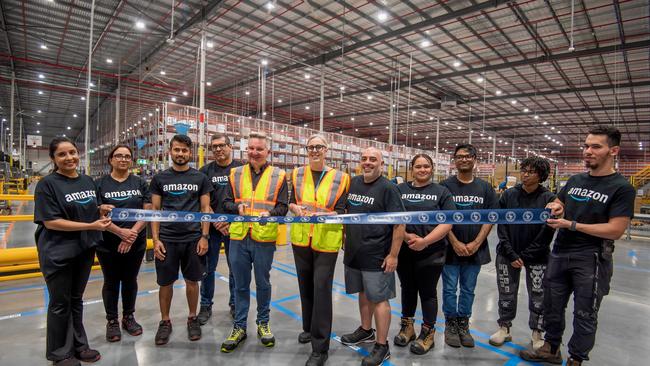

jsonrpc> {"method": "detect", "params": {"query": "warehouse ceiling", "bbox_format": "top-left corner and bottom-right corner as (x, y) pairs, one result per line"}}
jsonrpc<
(0, 0), (648, 159)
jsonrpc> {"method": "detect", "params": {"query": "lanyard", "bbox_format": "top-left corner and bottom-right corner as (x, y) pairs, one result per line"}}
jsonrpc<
(313, 168), (327, 194)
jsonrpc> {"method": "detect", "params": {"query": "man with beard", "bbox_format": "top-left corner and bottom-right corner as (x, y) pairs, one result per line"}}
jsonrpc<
(150, 134), (213, 345)
(340, 147), (405, 366)
(198, 133), (241, 324)
(521, 126), (635, 365)
(440, 144), (497, 348)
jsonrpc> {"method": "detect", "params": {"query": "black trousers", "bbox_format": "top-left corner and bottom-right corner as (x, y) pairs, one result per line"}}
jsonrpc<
(396, 249), (443, 327)
(44, 249), (95, 361)
(495, 253), (546, 330)
(543, 250), (613, 361)
(292, 245), (338, 353)
(96, 243), (145, 320)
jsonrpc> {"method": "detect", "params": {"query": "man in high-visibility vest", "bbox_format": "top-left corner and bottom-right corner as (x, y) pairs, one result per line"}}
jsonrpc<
(220, 131), (288, 353)
(289, 134), (350, 366)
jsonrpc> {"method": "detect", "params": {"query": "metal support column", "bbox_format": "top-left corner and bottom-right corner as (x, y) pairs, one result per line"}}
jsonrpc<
(198, 31), (206, 168)
(319, 65), (324, 132)
(84, 0), (96, 174)
(114, 63), (120, 144)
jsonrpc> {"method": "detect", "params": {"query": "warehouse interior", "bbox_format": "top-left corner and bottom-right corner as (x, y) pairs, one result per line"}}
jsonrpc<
(0, 1), (648, 365)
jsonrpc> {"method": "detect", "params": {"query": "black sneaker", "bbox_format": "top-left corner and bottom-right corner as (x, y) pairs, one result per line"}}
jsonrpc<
(340, 326), (375, 346)
(155, 320), (173, 345)
(75, 348), (101, 363)
(106, 319), (121, 342)
(187, 316), (202, 341)
(305, 351), (328, 366)
(362, 343), (390, 366)
(221, 326), (247, 353)
(298, 331), (312, 344)
(122, 314), (143, 336)
(54, 357), (80, 366)
(197, 305), (212, 325)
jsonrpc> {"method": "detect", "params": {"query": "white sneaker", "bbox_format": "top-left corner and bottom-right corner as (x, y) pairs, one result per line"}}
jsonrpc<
(531, 329), (545, 350)
(489, 326), (512, 346)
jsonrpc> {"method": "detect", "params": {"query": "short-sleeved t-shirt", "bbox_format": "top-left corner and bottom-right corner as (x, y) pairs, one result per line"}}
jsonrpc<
(344, 175), (405, 271)
(150, 168), (213, 243)
(34, 173), (101, 276)
(555, 172), (635, 253)
(199, 160), (242, 214)
(397, 182), (456, 261)
(440, 176), (498, 265)
(96, 174), (151, 251)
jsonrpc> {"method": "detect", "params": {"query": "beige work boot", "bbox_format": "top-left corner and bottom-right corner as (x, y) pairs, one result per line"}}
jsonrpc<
(393, 317), (415, 347)
(489, 325), (512, 346)
(531, 329), (544, 350)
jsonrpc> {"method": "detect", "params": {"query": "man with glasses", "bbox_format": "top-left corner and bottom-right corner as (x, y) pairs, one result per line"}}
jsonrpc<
(220, 131), (288, 353)
(489, 157), (556, 350)
(440, 144), (497, 348)
(197, 133), (242, 325)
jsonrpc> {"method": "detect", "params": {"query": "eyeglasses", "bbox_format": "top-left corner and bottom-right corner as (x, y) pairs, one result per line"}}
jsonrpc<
(211, 143), (230, 151)
(520, 169), (537, 175)
(112, 154), (132, 160)
(305, 145), (326, 152)
(454, 155), (475, 161)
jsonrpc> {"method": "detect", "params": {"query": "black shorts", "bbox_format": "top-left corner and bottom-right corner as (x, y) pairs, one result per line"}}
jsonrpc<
(155, 240), (207, 286)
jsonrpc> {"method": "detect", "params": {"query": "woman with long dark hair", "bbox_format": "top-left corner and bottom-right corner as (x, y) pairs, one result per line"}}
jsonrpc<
(393, 153), (455, 355)
(34, 137), (111, 366)
(95, 144), (151, 342)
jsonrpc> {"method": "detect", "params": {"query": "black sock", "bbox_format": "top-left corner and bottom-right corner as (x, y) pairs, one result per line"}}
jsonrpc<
(550, 344), (559, 354)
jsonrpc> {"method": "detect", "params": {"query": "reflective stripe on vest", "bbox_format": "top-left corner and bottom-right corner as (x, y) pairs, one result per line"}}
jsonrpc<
(229, 164), (285, 242)
(290, 166), (349, 252)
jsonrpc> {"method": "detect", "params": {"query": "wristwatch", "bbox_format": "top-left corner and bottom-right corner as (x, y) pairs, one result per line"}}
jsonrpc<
(569, 221), (577, 231)
(201, 234), (210, 240)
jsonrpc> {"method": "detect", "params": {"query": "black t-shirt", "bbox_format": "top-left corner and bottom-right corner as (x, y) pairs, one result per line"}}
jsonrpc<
(344, 175), (405, 271)
(96, 174), (152, 251)
(150, 168), (213, 242)
(440, 176), (498, 265)
(34, 173), (102, 276)
(397, 182), (456, 262)
(555, 172), (635, 253)
(200, 160), (242, 214)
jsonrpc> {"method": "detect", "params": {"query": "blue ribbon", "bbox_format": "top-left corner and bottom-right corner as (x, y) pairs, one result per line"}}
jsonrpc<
(109, 208), (551, 225)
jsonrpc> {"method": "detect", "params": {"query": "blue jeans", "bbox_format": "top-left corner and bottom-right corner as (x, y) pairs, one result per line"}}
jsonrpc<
(442, 264), (481, 318)
(229, 235), (276, 329)
(200, 228), (235, 307)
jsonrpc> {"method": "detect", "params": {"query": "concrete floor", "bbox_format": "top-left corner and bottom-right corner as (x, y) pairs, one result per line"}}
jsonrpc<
(0, 232), (649, 365)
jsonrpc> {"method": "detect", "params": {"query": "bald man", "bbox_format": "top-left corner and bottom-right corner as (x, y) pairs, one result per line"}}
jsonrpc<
(340, 147), (405, 366)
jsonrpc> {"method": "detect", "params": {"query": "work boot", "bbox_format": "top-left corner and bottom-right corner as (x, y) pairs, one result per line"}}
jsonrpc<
(221, 326), (247, 353)
(520, 341), (563, 364)
(298, 331), (312, 344)
(187, 316), (202, 341)
(106, 319), (121, 342)
(566, 357), (582, 366)
(75, 349), (101, 363)
(155, 320), (172, 346)
(531, 329), (544, 350)
(197, 305), (212, 325)
(361, 342), (390, 366)
(257, 322), (275, 347)
(444, 317), (461, 348)
(122, 314), (143, 336)
(54, 358), (80, 366)
(410, 325), (435, 355)
(489, 325), (511, 346)
(340, 326), (375, 346)
(457, 317), (475, 348)
(393, 317), (416, 347)
(305, 351), (328, 366)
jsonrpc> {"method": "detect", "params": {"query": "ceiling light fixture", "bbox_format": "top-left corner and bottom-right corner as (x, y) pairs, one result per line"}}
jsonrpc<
(38, 90), (43, 95)
(40, 44), (48, 50)
(329, 112), (334, 116)
(73, 114), (78, 117)
(420, 39), (431, 48)
(206, 41), (214, 48)
(160, 70), (166, 75)
(277, 99), (282, 103)
(37, 110), (42, 113)
(534, 115), (539, 119)
(523, 108), (529, 112)
(38, 74), (45, 79)
(367, 95), (373, 100)
(511, 100), (517, 105)
(495, 90), (502, 95)
(245, 90), (250, 96)
(304, 74), (311, 80)
(453, 60), (462, 68)
(106, 58), (113, 64)
(265, 2), (275, 10)
(377, 11), (388, 22)
(171, 97), (177, 102)
(305, 106), (310, 110)
(135, 20), (145, 29)
(476, 77), (484, 83)
(206, 81), (212, 86)
(260, 59), (268, 66)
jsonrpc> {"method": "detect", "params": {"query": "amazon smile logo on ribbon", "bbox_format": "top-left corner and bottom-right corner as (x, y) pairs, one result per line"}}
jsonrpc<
(110, 208), (551, 225)
(65, 190), (96, 205)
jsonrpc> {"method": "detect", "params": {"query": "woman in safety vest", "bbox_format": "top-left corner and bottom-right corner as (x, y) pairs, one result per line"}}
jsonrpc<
(289, 134), (350, 366)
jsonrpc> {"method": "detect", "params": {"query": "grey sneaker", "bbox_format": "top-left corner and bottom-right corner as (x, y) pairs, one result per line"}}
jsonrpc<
(298, 331), (312, 344)
(361, 343), (390, 366)
(155, 320), (172, 345)
(197, 305), (212, 325)
(187, 316), (202, 341)
(340, 326), (375, 346)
